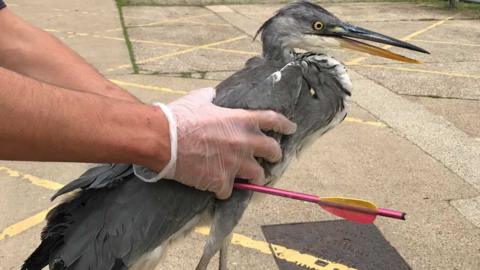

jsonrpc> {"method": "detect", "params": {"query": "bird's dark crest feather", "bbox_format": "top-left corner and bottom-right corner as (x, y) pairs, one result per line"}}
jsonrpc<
(254, 0), (335, 41)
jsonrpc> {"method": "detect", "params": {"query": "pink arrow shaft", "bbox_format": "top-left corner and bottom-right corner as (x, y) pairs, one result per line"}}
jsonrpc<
(233, 183), (405, 221)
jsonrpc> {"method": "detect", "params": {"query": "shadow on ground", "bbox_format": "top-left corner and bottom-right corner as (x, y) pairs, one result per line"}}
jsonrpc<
(263, 220), (411, 270)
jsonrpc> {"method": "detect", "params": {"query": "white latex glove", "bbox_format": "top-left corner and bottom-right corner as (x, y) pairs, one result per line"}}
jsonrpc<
(134, 88), (296, 199)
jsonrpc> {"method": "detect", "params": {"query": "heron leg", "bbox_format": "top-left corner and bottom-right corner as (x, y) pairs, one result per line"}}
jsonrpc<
(219, 233), (232, 270)
(195, 189), (252, 270)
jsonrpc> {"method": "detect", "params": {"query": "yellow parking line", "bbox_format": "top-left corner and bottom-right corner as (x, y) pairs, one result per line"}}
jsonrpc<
(0, 166), (64, 191)
(344, 117), (387, 127)
(107, 35), (248, 71)
(127, 14), (215, 28)
(46, 27), (257, 57)
(104, 14), (214, 33)
(135, 35), (248, 65)
(128, 38), (192, 48)
(110, 35), (257, 55)
(357, 64), (480, 79)
(203, 47), (258, 55)
(195, 226), (355, 270)
(0, 208), (53, 241)
(345, 16), (455, 66)
(100, 35), (193, 48)
(411, 39), (480, 48)
(44, 28), (59, 33)
(110, 79), (188, 95)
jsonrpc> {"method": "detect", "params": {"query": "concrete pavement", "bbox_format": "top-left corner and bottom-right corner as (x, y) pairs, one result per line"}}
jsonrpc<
(1, 1), (479, 269)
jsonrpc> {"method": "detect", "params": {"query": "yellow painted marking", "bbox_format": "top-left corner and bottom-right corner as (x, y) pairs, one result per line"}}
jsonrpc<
(0, 208), (53, 241)
(44, 28), (59, 33)
(136, 35), (248, 65)
(357, 64), (480, 79)
(108, 35), (248, 72)
(0, 166), (64, 191)
(105, 35), (257, 55)
(127, 14), (214, 28)
(195, 226), (355, 270)
(345, 117), (386, 127)
(397, 16), (455, 41)
(104, 14), (213, 33)
(99, 35), (192, 48)
(412, 39), (480, 48)
(129, 38), (192, 48)
(44, 28), (256, 57)
(345, 16), (455, 66)
(202, 47), (258, 55)
(110, 79), (188, 95)
(135, 21), (230, 27)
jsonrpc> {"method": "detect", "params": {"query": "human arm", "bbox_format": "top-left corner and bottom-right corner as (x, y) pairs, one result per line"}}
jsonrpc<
(0, 67), (169, 168)
(0, 8), (137, 102)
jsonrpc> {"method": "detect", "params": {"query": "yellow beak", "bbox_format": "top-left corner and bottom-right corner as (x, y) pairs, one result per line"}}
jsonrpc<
(338, 37), (421, 64)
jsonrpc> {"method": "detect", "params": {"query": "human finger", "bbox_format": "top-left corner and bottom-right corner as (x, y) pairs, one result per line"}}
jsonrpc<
(250, 110), (297, 135)
(214, 173), (235, 200)
(236, 157), (266, 185)
(249, 134), (282, 163)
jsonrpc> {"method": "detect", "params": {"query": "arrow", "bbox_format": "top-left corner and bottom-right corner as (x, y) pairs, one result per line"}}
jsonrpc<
(233, 183), (405, 224)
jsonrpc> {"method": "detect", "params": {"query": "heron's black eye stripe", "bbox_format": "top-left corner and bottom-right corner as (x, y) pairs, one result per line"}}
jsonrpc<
(312, 21), (324, 31)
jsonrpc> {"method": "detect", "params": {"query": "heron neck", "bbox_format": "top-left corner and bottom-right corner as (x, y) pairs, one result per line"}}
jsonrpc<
(262, 35), (295, 65)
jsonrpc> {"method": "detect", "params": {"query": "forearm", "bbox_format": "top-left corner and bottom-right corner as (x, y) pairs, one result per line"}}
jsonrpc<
(0, 8), (137, 102)
(0, 67), (169, 170)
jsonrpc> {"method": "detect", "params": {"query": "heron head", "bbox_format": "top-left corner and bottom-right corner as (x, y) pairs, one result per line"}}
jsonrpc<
(256, 1), (429, 63)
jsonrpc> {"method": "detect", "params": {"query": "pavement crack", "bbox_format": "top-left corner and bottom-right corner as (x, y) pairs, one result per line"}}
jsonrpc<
(399, 93), (480, 101)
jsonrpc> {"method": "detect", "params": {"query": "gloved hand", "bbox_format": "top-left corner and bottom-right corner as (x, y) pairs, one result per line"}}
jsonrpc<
(134, 88), (296, 199)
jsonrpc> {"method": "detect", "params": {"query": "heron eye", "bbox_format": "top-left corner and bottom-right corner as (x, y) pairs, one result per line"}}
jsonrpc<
(313, 21), (324, 31)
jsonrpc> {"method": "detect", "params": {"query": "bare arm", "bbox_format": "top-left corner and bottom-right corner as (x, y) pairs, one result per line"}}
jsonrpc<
(0, 67), (170, 171)
(0, 8), (137, 102)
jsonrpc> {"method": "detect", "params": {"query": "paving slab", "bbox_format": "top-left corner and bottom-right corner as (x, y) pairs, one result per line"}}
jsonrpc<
(404, 96), (480, 138)
(452, 196), (480, 228)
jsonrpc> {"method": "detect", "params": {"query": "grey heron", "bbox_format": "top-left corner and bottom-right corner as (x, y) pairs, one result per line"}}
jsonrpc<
(23, 1), (428, 269)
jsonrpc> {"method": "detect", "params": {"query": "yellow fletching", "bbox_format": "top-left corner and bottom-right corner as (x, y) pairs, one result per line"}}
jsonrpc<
(319, 197), (377, 210)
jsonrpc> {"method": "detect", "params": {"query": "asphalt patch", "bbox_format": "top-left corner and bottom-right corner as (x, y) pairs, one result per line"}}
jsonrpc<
(262, 220), (411, 270)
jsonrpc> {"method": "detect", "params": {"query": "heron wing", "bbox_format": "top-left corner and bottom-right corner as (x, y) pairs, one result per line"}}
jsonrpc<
(24, 166), (213, 270)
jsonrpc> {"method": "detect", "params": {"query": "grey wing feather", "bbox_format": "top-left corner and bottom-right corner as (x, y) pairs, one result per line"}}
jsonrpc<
(51, 164), (133, 200)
